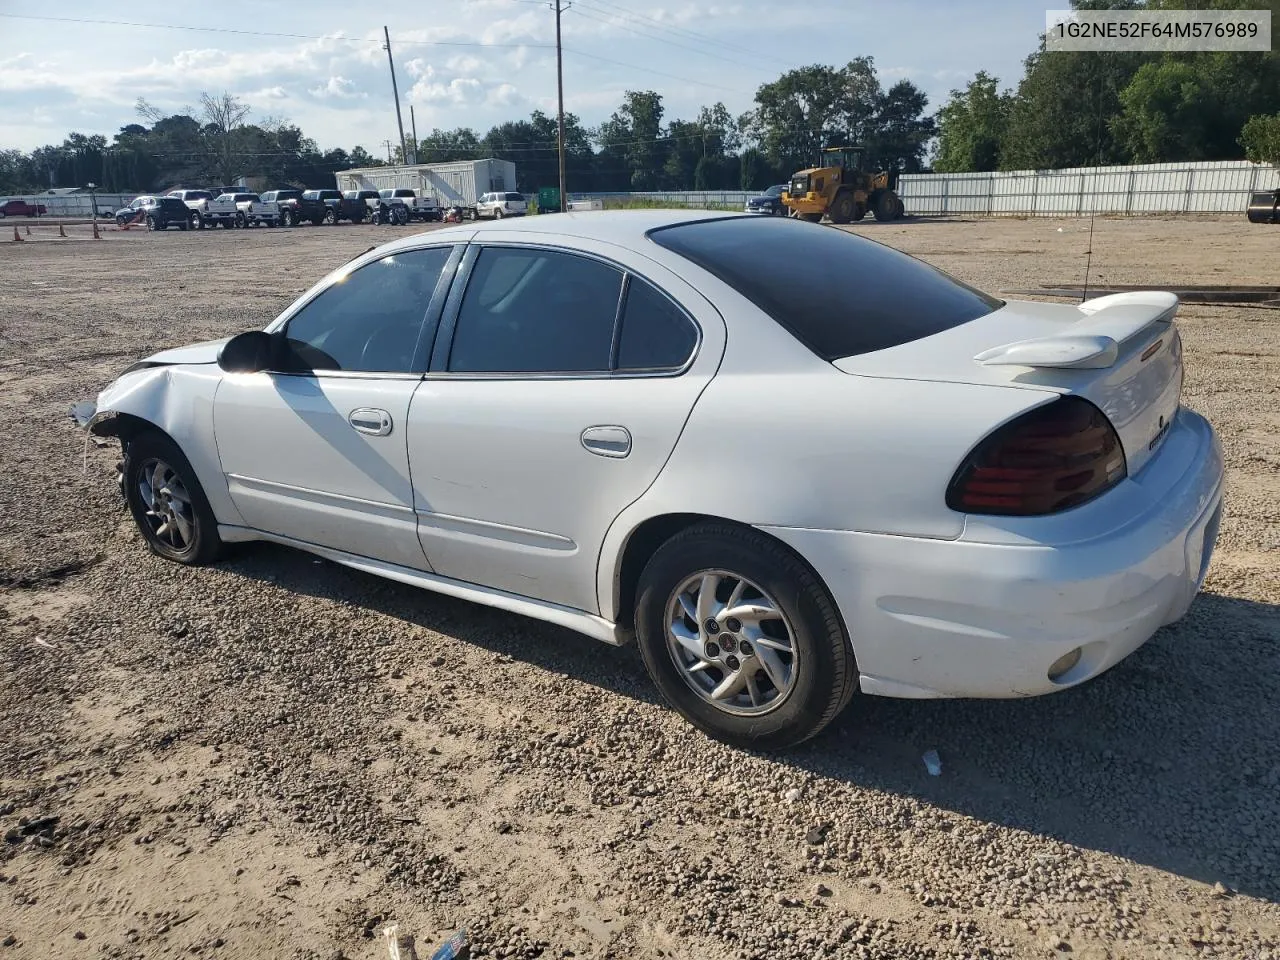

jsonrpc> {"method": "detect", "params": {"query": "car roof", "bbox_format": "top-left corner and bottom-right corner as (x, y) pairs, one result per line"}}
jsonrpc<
(378, 209), (738, 254)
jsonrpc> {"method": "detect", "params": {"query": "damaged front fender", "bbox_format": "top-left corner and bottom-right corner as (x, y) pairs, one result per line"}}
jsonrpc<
(68, 361), (246, 527)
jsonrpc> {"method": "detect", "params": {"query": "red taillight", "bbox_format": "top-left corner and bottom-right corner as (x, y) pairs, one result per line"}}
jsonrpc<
(946, 396), (1126, 516)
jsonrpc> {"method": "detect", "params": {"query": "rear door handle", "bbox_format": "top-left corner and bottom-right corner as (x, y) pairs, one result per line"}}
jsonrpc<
(349, 407), (393, 436)
(581, 425), (631, 458)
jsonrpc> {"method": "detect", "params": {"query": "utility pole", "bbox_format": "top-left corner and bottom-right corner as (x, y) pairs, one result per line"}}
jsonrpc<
(383, 26), (408, 164)
(554, 0), (569, 211)
(409, 105), (420, 165)
(382, 139), (395, 163)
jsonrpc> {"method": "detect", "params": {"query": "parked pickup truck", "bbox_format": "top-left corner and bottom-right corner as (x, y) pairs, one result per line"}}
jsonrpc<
(232, 193), (279, 227)
(189, 192), (242, 229)
(371, 188), (441, 223)
(304, 189), (367, 224)
(261, 189), (327, 227)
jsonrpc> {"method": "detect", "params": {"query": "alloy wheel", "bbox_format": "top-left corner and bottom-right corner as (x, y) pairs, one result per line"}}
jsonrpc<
(665, 570), (799, 716)
(136, 458), (195, 552)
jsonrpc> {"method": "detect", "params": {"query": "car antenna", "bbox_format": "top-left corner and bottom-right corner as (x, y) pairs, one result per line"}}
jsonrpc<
(1081, 62), (1104, 303)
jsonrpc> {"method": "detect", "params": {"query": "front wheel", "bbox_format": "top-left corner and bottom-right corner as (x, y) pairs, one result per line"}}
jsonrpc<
(123, 431), (223, 566)
(634, 523), (856, 750)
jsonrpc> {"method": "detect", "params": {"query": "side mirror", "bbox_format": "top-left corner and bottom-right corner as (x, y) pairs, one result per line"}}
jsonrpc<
(218, 330), (276, 373)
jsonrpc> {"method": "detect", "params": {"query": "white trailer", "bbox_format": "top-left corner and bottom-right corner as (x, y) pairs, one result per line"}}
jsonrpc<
(335, 159), (518, 212)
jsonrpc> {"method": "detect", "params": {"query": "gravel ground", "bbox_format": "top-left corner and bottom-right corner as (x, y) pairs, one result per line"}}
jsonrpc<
(0, 216), (1276, 960)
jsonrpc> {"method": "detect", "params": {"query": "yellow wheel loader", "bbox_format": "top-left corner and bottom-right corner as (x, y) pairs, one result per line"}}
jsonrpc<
(782, 146), (904, 224)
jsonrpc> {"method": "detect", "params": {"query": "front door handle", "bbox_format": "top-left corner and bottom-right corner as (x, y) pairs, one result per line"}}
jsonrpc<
(349, 407), (393, 436)
(581, 425), (631, 458)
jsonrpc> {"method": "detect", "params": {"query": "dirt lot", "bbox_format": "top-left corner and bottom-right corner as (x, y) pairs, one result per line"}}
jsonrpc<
(0, 216), (1277, 960)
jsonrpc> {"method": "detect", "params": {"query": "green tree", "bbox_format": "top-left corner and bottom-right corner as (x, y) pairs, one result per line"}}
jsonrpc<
(1111, 60), (1215, 162)
(597, 91), (665, 190)
(416, 128), (483, 162)
(1241, 113), (1280, 165)
(866, 79), (935, 173)
(1000, 49), (1146, 170)
(933, 71), (1012, 172)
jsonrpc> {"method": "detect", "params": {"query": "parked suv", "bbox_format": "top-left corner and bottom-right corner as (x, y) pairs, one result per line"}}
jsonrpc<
(476, 192), (528, 219)
(115, 196), (191, 230)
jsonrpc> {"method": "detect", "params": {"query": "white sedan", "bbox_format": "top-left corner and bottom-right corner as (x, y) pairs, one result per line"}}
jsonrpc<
(74, 211), (1224, 749)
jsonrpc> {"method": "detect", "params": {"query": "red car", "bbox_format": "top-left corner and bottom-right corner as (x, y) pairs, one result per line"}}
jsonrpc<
(0, 199), (48, 218)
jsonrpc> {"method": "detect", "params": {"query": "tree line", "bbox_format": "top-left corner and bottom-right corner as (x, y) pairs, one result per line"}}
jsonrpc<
(933, 0), (1280, 172)
(0, 57), (934, 196)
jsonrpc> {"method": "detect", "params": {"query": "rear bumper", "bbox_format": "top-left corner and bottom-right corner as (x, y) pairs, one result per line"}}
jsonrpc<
(763, 408), (1224, 699)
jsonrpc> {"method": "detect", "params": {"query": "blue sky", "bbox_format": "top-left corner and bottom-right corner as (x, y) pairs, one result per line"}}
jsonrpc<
(0, 0), (1046, 153)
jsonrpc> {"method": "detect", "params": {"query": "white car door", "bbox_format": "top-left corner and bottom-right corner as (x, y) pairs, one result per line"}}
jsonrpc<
(213, 245), (461, 569)
(406, 237), (726, 614)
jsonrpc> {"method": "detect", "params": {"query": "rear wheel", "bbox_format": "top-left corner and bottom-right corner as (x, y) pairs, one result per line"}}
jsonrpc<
(282, 209), (296, 227)
(798, 212), (822, 223)
(123, 431), (223, 566)
(874, 191), (900, 222)
(392, 205), (409, 226)
(635, 523), (856, 750)
(145, 216), (157, 231)
(323, 208), (337, 225)
(235, 212), (247, 228)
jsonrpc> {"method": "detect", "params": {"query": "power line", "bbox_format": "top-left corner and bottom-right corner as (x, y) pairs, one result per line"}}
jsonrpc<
(567, 6), (761, 71)
(0, 13), (554, 49)
(578, 0), (788, 65)
(562, 46), (746, 94)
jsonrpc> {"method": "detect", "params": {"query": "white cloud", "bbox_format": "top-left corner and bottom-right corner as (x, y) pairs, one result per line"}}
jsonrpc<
(247, 85), (289, 101)
(310, 76), (364, 99)
(410, 76), (484, 106)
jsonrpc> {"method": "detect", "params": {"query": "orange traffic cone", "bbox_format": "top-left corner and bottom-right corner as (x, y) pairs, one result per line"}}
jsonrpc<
(59, 223), (67, 237)
(13, 226), (23, 241)
(92, 220), (101, 240)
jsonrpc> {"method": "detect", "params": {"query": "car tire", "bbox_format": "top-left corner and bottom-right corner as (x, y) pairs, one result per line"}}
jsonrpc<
(634, 522), (857, 750)
(873, 192), (899, 222)
(494, 208), (504, 220)
(123, 430), (223, 566)
(145, 216), (157, 231)
(235, 212), (246, 228)
(323, 208), (337, 225)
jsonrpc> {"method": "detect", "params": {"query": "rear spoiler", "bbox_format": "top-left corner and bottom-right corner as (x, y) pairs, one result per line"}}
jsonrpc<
(974, 291), (1178, 370)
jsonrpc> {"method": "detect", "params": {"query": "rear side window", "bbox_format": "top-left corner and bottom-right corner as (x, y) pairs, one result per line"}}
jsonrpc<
(448, 248), (623, 373)
(649, 217), (1002, 360)
(616, 279), (698, 371)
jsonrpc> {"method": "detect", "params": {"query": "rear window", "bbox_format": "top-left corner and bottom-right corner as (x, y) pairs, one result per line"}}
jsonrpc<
(505, 193), (524, 202)
(649, 217), (1002, 360)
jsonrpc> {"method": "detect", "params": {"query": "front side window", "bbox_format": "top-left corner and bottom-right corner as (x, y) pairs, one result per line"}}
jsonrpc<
(448, 248), (623, 374)
(280, 248), (453, 374)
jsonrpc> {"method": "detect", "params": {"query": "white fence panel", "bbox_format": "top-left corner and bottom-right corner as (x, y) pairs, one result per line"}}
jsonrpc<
(899, 160), (1279, 217)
